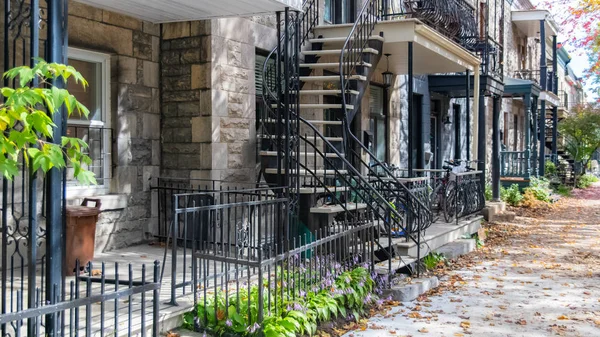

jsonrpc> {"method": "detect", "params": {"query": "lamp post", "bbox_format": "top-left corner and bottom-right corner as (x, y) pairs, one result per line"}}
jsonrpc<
(382, 53), (393, 88)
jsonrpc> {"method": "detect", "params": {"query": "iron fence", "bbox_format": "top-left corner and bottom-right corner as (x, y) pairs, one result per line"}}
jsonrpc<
(0, 261), (161, 337)
(170, 192), (376, 333)
(152, 177), (277, 241)
(453, 171), (485, 223)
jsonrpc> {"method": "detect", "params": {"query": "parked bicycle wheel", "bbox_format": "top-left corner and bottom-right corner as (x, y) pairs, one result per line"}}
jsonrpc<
(443, 180), (458, 222)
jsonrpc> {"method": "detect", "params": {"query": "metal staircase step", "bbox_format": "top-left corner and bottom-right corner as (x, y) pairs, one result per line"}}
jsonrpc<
(299, 75), (367, 82)
(259, 151), (344, 158)
(270, 103), (353, 110)
(302, 48), (379, 56)
(258, 134), (344, 142)
(297, 186), (350, 194)
(310, 203), (367, 214)
(308, 36), (385, 44)
(299, 89), (360, 96)
(264, 168), (348, 176)
(300, 62), (372, 69)
(261, 119), (343, 125)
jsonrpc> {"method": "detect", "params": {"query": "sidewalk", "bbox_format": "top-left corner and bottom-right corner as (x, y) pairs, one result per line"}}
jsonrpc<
(344, 184), (600, 337)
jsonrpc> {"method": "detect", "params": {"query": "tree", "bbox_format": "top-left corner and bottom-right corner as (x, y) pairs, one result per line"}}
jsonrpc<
(1, 60), (96, 184)
(558, 104), (600, 177)
(540, 0), (600, 101)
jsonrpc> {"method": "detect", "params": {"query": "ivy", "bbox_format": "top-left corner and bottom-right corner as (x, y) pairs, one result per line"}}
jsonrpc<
(1, 59), (96, 185)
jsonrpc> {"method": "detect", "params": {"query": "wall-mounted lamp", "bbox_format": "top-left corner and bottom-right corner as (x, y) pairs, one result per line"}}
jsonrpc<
(443, 114), (452, 125)
(382, 53), (393, 88)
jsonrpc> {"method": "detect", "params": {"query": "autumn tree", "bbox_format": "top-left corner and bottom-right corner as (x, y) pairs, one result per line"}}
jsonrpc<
(558, 104), (600, 177)
(540, 0), (600, 101)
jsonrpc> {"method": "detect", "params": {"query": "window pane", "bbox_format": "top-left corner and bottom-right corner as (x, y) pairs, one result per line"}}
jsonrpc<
(67, 58), (101, 121)
(324, 0), (332, 22)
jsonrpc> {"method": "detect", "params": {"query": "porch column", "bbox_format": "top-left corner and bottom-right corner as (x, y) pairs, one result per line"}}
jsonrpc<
(408, 41), (414, 177)
(553, 36), (558, 95)
(539, 99), (546, 176)
(492, 95), (501, 201)
(524, 93), (532, 178)
(454, 102), (461, 160)
(552, 106), (558, 161)
(465, 69), (471, 161)
(540, 20), (547, 90)
(46, 0), (67, 334)
(531, 96), (538, 175)
(477, 92), (486, 190)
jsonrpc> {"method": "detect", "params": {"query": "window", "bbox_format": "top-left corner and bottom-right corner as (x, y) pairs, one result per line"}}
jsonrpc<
(66, 48), (111, 190)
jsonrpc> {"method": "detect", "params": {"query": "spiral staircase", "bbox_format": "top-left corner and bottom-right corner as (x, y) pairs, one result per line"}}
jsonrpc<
(258, 0), (432, 276)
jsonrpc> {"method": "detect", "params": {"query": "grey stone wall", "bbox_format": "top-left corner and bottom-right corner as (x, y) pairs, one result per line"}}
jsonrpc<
(66, 1), (161, 252)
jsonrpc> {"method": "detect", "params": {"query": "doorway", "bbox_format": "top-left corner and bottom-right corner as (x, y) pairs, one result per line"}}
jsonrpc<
(324, 0), (355, 24)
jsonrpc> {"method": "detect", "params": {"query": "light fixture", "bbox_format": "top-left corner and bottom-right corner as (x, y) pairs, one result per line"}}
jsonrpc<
(382, 53), (393, 88)
(444, 115), (452, 125)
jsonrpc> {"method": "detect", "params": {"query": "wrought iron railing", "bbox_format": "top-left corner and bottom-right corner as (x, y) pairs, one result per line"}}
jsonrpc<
(513, 69), (555, 92)
(171, 192), (376, 333)
(379, 0), (478, 49)
(0, 261), (161, 337)
(500, 151), (531, 178)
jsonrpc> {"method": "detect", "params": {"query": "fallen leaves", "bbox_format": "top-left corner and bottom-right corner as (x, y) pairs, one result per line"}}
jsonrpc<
(557, 315), (570, 320)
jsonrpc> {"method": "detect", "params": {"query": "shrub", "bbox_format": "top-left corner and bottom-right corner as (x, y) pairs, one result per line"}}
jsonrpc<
(545, 160), (557, 177)
(500, 184), (523, 206)
(554, 184), (572, 197)
(521, 189), (544, 208)
(525, 177), (552, 203)
(576, 174), (599, 189)
(484, 183), (493, 201)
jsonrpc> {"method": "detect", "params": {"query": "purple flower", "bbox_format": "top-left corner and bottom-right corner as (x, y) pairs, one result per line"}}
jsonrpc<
(299, 290), (306, 297)
(225, 319), (232, 327)
(293, 303), (304, 311)
(358, 281), (364, 288)
(376, 299), (384, 306)
(363, 294), (372, 304)
(247, 323), (260, 333)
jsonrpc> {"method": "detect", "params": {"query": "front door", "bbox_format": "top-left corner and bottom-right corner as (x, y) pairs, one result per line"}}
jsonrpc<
(324, 0), (355, 24)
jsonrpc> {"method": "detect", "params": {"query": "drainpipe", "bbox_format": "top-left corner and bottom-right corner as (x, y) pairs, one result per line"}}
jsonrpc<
(465, 69), (471, 161)
(492, 95), (501, 201)
(552, 36), (558, 162)
(408, 42), (414, 177)
(539, 19), (547, 176)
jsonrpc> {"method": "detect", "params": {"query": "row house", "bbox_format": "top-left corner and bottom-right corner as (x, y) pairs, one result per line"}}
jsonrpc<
(0, 0), (572, 335)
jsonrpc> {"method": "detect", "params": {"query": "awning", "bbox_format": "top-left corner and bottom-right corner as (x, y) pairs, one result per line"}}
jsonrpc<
(503, 77), (541, 97)
(74, 0), (302, 23)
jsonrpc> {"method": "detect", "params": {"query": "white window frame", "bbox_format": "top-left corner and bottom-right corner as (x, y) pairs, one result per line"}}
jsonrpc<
(66, 48), (112, 197)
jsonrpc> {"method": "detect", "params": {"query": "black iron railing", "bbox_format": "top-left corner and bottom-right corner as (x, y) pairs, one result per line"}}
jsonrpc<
(379, 0), (478, 50)
(0, 261), (161, 337)
(453, 171), (485, 222)
(513, 69), (555, 92)
(171, 192), (376, 333)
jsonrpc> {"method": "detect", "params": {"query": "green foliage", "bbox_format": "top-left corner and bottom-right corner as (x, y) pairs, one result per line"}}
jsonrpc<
(472, 233), (484, 249)
(559, 106), (600, 174)
(554, 184), (572, 197)
(1, 60), (96, 184)
(500, 184), (523, 206)
(484, 183), (493, 201)
(523, 177), (552, 203)
(423, 252), (446, 270)
(187, 267), (377, 336)
(545, 160), (557, 177)
(576, 174), (599, 189)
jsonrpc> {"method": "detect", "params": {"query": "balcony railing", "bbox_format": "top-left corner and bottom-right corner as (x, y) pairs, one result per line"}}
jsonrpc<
(501, 150), (530, 178)
(513, 69), (556, 92)
(379, 0), (478, 50)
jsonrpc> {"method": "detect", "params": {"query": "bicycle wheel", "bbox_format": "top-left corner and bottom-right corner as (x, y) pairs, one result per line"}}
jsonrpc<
(443, 181), (458, 223)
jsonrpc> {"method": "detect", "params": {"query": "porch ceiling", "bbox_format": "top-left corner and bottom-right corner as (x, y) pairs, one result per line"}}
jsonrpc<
(512, 10), (559, 37)
(74, 0), (301, 23)
(376, 20), (481, 75)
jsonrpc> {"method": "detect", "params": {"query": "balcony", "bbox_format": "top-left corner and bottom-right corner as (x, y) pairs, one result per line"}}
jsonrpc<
(379, 0), (478, 50)
(513, 69), (556, 93)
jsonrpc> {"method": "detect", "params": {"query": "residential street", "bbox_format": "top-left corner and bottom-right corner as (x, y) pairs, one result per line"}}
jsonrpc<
(344, 184), (600, 337)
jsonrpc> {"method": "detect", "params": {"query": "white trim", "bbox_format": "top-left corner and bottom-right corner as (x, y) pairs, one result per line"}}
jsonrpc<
(67, 47), (112, 189)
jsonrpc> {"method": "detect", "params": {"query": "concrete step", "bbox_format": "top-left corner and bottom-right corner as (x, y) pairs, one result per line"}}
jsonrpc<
(301, 48), (379, 57)
(270, 103), (353, 110)
(300, 62), (372, 69)
(258, 134), (344, 142)
(488, 211), (517, 223)
(299, 74), (367, 82)
(264, 168), (347, 176)
(308, 35), (384, 44)
(260, 119), (343, 125)
(297, 186), (350, 194)
(259, 151), (344, 158)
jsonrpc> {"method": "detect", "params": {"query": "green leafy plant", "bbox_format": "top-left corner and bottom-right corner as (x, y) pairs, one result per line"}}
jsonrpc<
(524, 177), (552, 203)
(1, 60), (96, 184)
(471, 233), (484, 248)
(186, 267), (378, 336)
(484, 183), (493, 201)
(576, 173), (599, 189)
(500, 184), (523, 206)
(554, 184), (572, 196)
(545, 160), (557, 177)
(423, 252), (446, 270)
